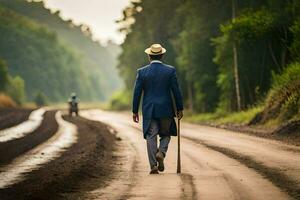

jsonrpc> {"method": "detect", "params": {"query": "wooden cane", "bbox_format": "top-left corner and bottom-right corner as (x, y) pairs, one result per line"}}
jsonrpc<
(177, 118), (181, 174)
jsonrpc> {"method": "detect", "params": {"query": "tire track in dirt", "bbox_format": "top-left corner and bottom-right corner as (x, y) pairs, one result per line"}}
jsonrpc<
(85, 123), (139, 200)
(180, 173), (197, 200)
(81, 110), (294, 199)
(184, 136), (299, 199)
(0, 110), (58, 166)
(181, 138), (290, 200)
(0, 112), (77, 189)
(82, 110), (142, 200)
(0, 108), (46, 142)
(129, 119), (251, 200)
(182, 149), (253, 200)
(128, 122), (198, 199)
(0, 114), (117, 200)
(81, 110), (185, 199)
(181, 123), (300, 178)
(118, 143), (140, 200)
(0, 108), (33, 130)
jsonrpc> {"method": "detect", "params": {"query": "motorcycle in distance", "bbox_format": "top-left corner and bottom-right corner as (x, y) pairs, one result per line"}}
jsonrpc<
(68, 93), (79, 117)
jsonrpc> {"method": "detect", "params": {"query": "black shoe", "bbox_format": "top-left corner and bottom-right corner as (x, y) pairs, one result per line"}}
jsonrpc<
(156, 151), (165, 172)
(150, 166), (159, 174)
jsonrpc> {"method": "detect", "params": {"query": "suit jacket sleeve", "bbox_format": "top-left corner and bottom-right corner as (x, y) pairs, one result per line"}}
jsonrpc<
(170, 68), (184, 111)
(132, 70), (143, 114)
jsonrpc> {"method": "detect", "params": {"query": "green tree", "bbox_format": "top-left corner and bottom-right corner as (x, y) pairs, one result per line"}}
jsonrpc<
(117, 0), (182, 88)
(6, 76), (26, 105)
(0, 5), (93, 101)
(214, 0), (296, 111)
(0, 58), (8, 91)
(34, 91), (48, 106)
(290, 19), (300, 61)
(174, 0), (231, 112)
(0, 0), (123, 100)
(117, 0), (300, 114)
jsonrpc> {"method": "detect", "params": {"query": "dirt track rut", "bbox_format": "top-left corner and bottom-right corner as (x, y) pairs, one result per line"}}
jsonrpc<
(0, 108), (299, 199)
(82, 110), (299, 200)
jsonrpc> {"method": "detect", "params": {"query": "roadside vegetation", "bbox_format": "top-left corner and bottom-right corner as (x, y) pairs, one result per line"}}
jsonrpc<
(109, 90), (131, 111)
(112, 0), (300, 134)
(0, 94), (16, 108)
(187, 62), (300, 127)
(249, 62), (300, 134)
(0, 59), (25, 106)
(34, 91), (48, 106)
(186, 106), (262, 125)
(260, 63), (300, 124)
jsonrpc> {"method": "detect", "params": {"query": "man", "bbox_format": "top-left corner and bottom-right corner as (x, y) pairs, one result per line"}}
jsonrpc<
(68, 93), (79, 116)
(132, 44), (184, 174)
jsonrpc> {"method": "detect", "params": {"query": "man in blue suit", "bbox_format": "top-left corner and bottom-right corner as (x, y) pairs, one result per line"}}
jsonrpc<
(132, 44), (184, 174)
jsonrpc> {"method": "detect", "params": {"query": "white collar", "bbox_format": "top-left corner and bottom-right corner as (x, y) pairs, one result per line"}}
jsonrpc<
(150, 60), (162, 64)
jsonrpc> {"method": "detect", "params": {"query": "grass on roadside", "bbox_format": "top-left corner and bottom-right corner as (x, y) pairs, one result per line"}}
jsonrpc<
(185, 106), (262, 125)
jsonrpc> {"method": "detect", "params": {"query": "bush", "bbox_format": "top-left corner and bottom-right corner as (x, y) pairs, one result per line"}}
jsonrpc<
(109, 90), (131, 110)
(290, 19), (300, 61)
(34, 91), (48, 106)
(6, 76), (26, 105)
(0, 58), (25, 106)
(0, 59), (9, 91)
(0, 93), (16, 108)
(186, 106), (262, 125)
(217, 106), (262, 125)
(253, 62), (300, 124)
(221, 9), (274, 42)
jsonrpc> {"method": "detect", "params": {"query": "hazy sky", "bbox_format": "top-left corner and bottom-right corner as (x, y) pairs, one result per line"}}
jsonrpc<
(42, 0), (131, 44)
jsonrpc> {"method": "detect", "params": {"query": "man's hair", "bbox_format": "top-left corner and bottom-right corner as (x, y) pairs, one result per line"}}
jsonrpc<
(149, 54), (164, 60)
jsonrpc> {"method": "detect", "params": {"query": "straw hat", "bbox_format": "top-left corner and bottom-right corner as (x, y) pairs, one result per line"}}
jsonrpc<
(145, 44), (166, 55)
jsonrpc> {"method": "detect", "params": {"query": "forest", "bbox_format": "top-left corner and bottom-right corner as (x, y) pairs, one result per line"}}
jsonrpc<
(0, 0), (121, 103)
(114, 0), (300, 127)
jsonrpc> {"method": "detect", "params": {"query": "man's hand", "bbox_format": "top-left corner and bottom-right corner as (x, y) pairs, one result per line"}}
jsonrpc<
(133, 113), (139, 123)
(177, 110), (183, 120)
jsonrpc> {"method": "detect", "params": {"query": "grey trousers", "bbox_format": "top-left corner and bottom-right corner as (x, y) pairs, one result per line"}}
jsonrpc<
(146, 119), (171, 168)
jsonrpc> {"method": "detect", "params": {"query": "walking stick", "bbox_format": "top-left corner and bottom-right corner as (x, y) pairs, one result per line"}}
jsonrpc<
(177, 118), (181, 174)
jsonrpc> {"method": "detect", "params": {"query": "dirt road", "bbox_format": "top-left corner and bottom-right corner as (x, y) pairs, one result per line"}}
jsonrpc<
(0, 108), (33, 130)
(82, 109), (300, 200)
(0, 109), (117, 200)
(0, 108), (299, 199)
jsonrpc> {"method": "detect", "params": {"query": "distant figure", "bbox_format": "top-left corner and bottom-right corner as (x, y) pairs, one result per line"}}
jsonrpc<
(132, 44), (184, 174)
(68, 93), (79, 116)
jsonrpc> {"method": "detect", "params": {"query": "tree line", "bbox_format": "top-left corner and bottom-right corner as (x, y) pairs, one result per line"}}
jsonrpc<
(0, 0), (122, 104)
(0, 4), (92, 102)
(117, 0), (300, 116)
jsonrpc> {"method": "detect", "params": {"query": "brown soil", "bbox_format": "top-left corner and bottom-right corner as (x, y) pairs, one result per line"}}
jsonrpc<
(197, 119), (300, 146)
(274, 120), (300, 135)
(0, 108), (33, 130)
(188, 138), (300, 199)
(0, 115), (118, 200)
(0, 111), (58, 166)
(214, 123), (300, 146)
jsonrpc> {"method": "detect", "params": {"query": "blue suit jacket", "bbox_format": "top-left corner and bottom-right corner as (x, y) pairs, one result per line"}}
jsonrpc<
(132, 61), (184, 139)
